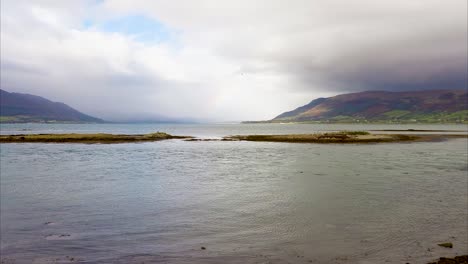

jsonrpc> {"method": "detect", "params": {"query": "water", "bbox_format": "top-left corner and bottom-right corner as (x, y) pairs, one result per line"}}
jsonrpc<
(1, 123), (467, 263)
(1, 123), (466, 137)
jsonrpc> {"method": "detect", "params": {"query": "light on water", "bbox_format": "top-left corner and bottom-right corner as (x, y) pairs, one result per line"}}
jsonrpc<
(0, 124), (467, 263)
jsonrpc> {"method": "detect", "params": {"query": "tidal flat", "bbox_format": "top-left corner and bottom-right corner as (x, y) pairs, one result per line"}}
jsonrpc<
(0, 132), (192, 143)
(224, 132), (468, 144)
(1, 130), (466, 144)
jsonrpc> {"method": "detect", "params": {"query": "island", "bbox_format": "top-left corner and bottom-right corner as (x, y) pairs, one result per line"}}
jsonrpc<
(223, 131), (467, 144)
(0, 132), (192, 144)
(1, 131), (466, 144)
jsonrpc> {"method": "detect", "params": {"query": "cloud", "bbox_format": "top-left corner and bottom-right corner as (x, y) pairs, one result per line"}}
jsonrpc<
(1, 0), (466, 120)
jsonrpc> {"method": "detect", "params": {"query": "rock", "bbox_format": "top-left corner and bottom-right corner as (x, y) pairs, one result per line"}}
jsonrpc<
(428, 255), (468, 264)
(201, 246), (206, 250)
(437, 242), (453, 248)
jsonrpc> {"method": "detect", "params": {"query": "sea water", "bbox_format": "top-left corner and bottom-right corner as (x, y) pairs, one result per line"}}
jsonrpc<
(1, 123), (467, 263)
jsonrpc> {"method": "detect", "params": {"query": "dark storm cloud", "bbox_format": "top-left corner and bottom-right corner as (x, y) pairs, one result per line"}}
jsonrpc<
(284, 26), (468, 92)
(199, 0), (468, 93)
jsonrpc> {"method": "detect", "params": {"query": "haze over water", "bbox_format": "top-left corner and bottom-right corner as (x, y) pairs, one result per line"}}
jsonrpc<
(1, 123), (467, 263)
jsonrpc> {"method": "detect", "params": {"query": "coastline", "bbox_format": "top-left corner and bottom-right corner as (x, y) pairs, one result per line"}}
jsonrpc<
(1, 131), (466, 144)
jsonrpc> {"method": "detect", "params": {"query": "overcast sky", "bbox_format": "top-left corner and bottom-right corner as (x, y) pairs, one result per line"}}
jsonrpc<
(1, 0), (466, 121)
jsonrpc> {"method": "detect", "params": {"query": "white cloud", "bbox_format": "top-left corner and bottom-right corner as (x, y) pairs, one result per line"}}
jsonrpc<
(1, 0), (466, 121)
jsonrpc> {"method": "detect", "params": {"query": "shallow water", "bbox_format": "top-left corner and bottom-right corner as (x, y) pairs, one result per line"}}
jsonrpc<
(1, 123), (467, 263)
(1, 122), (466, 137)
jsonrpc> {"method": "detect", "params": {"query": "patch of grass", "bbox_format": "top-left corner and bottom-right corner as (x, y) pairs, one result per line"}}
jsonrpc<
(381, 110), (411, 119)
(0, 116), (24, 122)
(144, 132), (172, 138)
(0, 115), (102, 124)
(443, 110), (468, 121)
(437, 242), (453, 248)
(330, 115), (353, 120)
(394, 111), (468, 123)
(338, 130), (370, 135)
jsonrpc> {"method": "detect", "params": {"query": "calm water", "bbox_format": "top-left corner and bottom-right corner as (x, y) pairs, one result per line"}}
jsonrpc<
(1, 123), (467, 263)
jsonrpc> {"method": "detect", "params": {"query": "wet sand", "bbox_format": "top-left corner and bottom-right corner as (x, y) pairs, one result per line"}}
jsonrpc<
(223, 132), (467, 144)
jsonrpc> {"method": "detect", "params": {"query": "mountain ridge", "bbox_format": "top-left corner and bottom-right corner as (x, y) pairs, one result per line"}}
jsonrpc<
(270, 89), (468, 123)
(0, 89), (104, 123)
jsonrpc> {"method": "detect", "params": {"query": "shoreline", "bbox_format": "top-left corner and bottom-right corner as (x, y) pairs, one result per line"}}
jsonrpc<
(1, 131), (466, 144)
(241, 120), (468, 125)
(369, 129), (467, 132)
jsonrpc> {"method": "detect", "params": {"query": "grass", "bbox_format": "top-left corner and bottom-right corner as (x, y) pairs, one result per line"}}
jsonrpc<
(244, 110), (468, 124)
(382, 110), (411, 119)
(437, 242), (453, 248)
(0, 115), (102, 124)
(376, 110), (468, 123)
(0, 116), (24, 122)
(0, 132), (192, 144)
(338, 130), (370, 135)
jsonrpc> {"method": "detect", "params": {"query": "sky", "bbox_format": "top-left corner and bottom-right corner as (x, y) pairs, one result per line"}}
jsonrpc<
(1, 0), (467, 121)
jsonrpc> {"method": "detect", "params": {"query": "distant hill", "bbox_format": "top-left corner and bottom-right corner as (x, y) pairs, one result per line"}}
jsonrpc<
(0, 89), (104, 123)
(271, 90), (468, 123)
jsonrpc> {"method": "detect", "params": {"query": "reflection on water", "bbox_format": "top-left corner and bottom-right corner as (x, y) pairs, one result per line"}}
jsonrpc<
(0, 124), (467, 263)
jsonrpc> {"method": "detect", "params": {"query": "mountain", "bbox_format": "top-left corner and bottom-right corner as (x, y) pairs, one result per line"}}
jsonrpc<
(0, 89), (104, 123)
(272, 90), (468, 123)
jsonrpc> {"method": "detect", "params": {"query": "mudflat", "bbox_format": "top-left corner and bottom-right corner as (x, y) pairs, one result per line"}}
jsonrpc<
(1, 131), (466, 144)
(224, 131), (467, 144)
(0, 132), (192, 144)
(427, 255), (468, 264)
